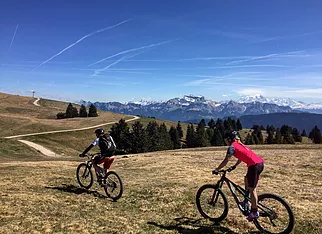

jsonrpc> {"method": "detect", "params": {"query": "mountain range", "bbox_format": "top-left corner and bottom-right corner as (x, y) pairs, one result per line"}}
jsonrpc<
(79, 94), (322, 123)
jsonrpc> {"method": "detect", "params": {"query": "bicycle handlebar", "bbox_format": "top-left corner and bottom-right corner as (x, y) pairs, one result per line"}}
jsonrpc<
(212, 165), (236, 175)
(79, 153), (100, 159)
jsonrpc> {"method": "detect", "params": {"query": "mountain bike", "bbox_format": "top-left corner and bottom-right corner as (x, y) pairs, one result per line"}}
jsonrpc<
(76, 153), (123, 201)
(196, 167), (294, 234)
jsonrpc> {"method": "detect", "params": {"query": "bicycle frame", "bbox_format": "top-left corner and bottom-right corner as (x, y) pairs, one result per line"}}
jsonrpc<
(214, 170), (274, 218)
(214, 171), (248, 214)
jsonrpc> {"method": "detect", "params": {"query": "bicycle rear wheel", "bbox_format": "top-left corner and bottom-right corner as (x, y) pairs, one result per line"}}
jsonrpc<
(196, 184), (228, 223)
(254, 193), (295, 234)
(76, 163), (93, 189)
(103, 171), (123, 201)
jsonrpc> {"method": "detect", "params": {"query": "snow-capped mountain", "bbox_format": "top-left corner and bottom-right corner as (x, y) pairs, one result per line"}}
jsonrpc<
(238, 94), (322, 111)
(79, 95), (299, 122)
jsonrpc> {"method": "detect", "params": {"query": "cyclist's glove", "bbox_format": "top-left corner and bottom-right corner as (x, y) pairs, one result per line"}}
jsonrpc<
(227, 165), (236, 172)
(212, 169), (219, 175)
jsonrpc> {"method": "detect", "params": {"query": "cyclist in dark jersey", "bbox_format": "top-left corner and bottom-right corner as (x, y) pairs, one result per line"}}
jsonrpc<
(79, 128), (116, 180)
(214, 131), (264, 221)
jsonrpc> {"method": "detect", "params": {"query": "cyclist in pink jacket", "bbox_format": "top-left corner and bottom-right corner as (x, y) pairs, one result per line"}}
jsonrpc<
(214, 131), (264, 221)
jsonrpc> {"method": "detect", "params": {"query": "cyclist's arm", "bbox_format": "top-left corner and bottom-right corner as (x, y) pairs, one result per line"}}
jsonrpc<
(233, 159), (242, 168)
(215, 145), (235, 171)
(81, 139), (99, 155)
(215, 155), (230, 171)
(81, 144), (94, 155)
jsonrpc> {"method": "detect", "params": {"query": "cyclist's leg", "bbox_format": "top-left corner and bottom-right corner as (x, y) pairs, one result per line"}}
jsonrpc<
(93, 154), (104, 175)
(102, 151), (115, 173)
(247, 162), (264, 220)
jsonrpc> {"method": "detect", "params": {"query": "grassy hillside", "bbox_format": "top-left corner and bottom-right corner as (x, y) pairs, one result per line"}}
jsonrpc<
(0, 92), (129, 137)
(0, 144), (321, 233)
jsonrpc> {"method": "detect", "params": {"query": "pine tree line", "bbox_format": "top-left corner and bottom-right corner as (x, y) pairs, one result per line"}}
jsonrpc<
(109, 119), (184, 154)
(185, 117), (242, 148)
(57, 103), (98, 119)
(244, 124), (321, 145)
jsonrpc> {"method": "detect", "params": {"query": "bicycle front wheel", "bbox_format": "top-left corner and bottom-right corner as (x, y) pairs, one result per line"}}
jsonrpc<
(254, 193), (295, 234)
(196, 184), (228, 223)
(103, 171), (123, 201)
(76, 163), (93, 189)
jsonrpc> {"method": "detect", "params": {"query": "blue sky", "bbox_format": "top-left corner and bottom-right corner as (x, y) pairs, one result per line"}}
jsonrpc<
(1, 0), (322, 103)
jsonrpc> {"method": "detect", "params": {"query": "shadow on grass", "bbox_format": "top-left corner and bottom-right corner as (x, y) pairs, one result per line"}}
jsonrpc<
(45, 183), (107, 199)
(148, 216), (239, 234)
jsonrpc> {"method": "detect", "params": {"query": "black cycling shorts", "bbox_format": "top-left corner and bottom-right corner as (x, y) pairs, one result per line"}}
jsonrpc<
(246, 162), (264, 188)
(93, 151), (115, 164)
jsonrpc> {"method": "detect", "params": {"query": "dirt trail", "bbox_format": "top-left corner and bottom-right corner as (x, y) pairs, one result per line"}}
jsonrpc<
(33, 98), (40, 106)
(18, 140), (62, 157)
(4, 116), (140, 139)
(5, 116), (140, 157)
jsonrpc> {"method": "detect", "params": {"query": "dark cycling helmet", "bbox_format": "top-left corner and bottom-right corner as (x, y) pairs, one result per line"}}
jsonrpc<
(94, 128), (104, 135)
(224, 130), (239, 140)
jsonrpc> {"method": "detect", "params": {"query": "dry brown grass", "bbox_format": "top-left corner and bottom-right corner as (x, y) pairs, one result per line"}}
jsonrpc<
(0, 92), (130, 137)
(1, 144), (321, 234)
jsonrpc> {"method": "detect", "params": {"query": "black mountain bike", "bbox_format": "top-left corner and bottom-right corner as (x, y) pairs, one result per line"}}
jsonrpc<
(76, 153), (123, 201)
(196, 167), (294, 234)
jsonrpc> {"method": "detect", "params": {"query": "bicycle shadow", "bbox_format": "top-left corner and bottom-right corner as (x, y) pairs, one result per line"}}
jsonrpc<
(45, 183), (108, 199)
(148, 216), (239, 234)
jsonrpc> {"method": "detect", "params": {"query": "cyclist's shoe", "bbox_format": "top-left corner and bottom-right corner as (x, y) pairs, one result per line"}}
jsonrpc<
(247, 211), (259, 221)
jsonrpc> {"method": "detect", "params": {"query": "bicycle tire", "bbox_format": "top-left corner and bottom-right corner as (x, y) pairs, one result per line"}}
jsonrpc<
(103, 171), (123, 201)
(254, 193), (295, 234)
(196, 184), (229, 222)
(76, 163), (93, 189)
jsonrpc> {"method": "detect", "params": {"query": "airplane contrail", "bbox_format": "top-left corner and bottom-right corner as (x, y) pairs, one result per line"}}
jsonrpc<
(88, 39), (175, 67)
(92, 52), (143, 77)
(9, 24), (19, 50)
(29, 19), (132, 73)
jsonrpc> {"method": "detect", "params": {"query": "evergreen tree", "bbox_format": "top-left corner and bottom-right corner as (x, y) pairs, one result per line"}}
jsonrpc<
(252, 125), (263, 144)
(282, 134), (295, 144)
(145, 121), (160, 151)
(292, 128), (302, 142)
(224, 119), (232, 131)
(252, 131), (260, 144)
(266, 131), (274, 144)
(196, 120), (210, 147)
(176, 121), (184, 139)
(195, 120), (209, 147)
(216, 118), (225, 136)
(130, 121), (147, 153)
(169, 126), (181, 149)
(65, 103), (74, 118)
(230, 118), (237, 130)
(211, 128), (224, 146)
(309, 126), (319, 139)
(301, 130), (307, 137)
(72, 107), (79, 118)
(208, 119), (216, 129)
(158, 123), (172, 150)
(88, 104), (98, 117)
(281, 125), (292, 136)
(236, 119), (242, 131)
(274, 128), (282, 144)
(56, 112), (66, 119)
(79, 104), (88, 117)
(206, 128), (214, 143)
(186, 123), (195, 148)
(110, 119), (131, 152)
(245, 133), (255, 145)
(314, 131), (322, 144)
(309, 126), (322, 144)
(266, 125), (275, 134)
